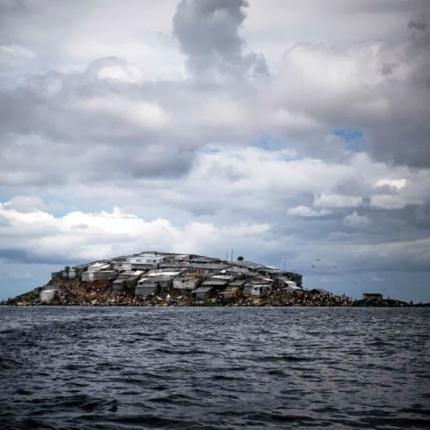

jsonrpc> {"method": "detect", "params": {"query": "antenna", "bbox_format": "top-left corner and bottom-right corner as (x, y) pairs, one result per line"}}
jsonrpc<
(230, 249), (234, 262)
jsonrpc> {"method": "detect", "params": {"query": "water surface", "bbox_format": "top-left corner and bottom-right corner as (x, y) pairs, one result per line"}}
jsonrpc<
(1, 306), (429, 429)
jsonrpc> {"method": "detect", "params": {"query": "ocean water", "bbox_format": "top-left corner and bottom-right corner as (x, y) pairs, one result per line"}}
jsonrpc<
(0, 306), (429, 430)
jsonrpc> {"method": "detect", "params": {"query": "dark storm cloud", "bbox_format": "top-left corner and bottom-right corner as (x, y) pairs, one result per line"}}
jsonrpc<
(408, 17), (428, 31)
(173, 0), (268, 80)
(0, 248), (73, 265)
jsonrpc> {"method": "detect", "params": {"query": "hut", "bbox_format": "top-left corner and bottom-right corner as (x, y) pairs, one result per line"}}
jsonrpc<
(51, 271), (63, 281)
(92, 270), (117, 281)
(173, 275), (202, 291)
(250, 285), (272, 297)
(135, 281), (159, 297)
(112, 277), (127, 293)
(192, 286), (215, 300)
(220, 286), (241, 300)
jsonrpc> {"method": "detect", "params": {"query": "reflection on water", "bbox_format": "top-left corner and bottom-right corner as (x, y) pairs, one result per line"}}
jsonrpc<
(1, 306), (429, 429)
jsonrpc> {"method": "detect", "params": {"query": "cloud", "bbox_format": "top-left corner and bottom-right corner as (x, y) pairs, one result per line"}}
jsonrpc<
(0, 200), (271, 264)
(375, 178), (407, 190)
(343, 211), (371, 228)
(288, 206), (331, 217)
(173, 0), (268, 81)
(314, 194), (363, 209)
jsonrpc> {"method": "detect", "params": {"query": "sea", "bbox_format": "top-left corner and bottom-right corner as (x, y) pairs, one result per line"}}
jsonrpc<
(0, 306), (429, 429)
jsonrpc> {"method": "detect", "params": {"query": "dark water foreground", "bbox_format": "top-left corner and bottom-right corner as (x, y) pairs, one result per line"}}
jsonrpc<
(0, 307), (429, 429)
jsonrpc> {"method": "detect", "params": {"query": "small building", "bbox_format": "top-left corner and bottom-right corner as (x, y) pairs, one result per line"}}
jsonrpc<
(220, 286), (240, 300)
(192, 286), (215, 300)
(135, 280), (159, 297)
(189, 262), (228, 273)
(92, 270), (117, 281)
(68, 267), (82, 280)
(363, 293), (383, 302)
(51, 271), (63, 281)
(278, 278), (302, 292)
(250, 284), (272, 297)
(225, 265), (249, 275)
(228, 280), (245, 289)
(125, 254), (167, 270)
(235, 260), (267, 271)
(200, 279), (229, 289)
(307, 288), (331, 296)
(40, 288), (59, 303)
(210, 274), (236, 282)
(173, 275), (202, 291)
(112, 277), (126, 293)
(112, 259), (127, 271)
(88, 262), (111, 272)
(145, 270), (182, 290)
(280, 272), (303, 287)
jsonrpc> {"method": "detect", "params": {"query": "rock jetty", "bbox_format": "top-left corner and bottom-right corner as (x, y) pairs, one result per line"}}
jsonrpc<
(4, 251), (354, 306)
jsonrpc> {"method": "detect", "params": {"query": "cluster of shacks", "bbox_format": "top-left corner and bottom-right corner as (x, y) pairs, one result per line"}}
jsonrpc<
(45, 251), (303, 302)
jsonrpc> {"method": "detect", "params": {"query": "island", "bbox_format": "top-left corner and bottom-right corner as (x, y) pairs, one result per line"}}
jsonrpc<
(2, 251), (416, 307)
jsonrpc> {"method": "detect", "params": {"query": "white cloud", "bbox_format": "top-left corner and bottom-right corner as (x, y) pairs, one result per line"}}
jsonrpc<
(0, 201), (271, 263)
(375, 178), (407, 190)
(0, 44), (34, 59)
(343, 211), (371, 228)
(80, 96), (169, 128)
(97, 63), (145, 84)
(314, 194), (363, 209)
(288, 206), (331, 217)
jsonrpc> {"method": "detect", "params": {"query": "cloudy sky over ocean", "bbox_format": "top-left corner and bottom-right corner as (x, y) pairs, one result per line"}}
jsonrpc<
(0, 0), (429, 301)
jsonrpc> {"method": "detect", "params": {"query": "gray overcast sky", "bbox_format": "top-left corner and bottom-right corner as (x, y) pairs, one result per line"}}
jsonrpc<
(1, 0), (430, 301)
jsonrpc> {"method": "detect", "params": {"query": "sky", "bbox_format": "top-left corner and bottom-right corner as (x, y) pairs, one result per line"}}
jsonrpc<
(0, 0), (429, 302)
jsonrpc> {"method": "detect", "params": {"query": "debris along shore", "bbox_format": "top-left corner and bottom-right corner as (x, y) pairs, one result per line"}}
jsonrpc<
(1, 251), (408, 307)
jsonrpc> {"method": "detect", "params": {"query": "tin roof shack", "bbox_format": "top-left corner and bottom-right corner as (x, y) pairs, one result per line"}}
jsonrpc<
(192, 286), (216, 301)
(82, 262), (111, 281)
(170, 254), (191, 263)
(363, 293), (383, 303)
(224, 265), (250, 275)
(145, 270), (183, 291)
(112, 259), (127, 271)
(62, 266), (70, 279)
(123, 254), (167, 270)
(173, 274), (202, 291)
(51, 271), (63, 281)
(40, 288), (59, 304)
(112, 277), (127, 293)
(211, 274), (237, 283)
(201, 277), (230, 291)
(243, 277), (273, 296)
(279, 272), (303, 287)
(228, 279), (245, 289)
(92, 270), (117, 281)
(67, 267), (83, 280)
(220, 286), (241, 300)
(189, 262), (228, 274)
(250, 284), (272, 297)
(277, 277), (302, 293)
(135, 278), (159, 297)
(308, 288), (331, 296)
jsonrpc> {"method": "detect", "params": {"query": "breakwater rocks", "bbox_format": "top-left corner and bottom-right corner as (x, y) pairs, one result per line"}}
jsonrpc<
(3, 251), (413, 307)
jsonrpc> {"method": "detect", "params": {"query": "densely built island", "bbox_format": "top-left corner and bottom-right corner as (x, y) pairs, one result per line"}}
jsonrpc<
(4, 251), (412, 306)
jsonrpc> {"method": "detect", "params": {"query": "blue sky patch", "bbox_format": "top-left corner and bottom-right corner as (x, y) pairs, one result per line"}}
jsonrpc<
(333, 128), (366, 152)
